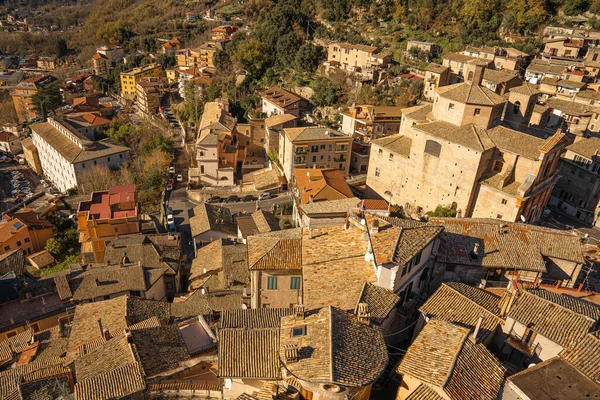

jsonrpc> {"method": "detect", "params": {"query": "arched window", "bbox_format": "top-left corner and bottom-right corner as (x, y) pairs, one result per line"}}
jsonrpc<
(424, 140), (442, 157)
(513, 101), (521, 115)
(451, 202), (458, 210)
(467, 71), (474, 81)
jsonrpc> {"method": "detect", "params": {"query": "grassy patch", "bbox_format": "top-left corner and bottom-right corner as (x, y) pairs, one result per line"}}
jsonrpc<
(37, 254), (80, 277)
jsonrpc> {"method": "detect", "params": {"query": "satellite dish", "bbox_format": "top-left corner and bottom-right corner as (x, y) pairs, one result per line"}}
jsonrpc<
(520, 215), (526, 223)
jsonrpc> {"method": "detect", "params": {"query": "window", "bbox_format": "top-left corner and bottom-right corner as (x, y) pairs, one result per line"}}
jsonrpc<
(579, 171), (585, 178)
(84, 253), (95, 263)
(474, 108), (481, 116)
(389, 153), (394, 160)
(467, 71), (474, 81)
(448, 103), (455, 110)
(267, 276), (277, 290)
(312, 156), (317, 162)
(119, 154), (123, 159)
(24, 238), (30, 243)
(311, 145), (318, 152)
(320, 145), (325, 149)
(94, 160), (97, 165)
(493, 161), (503, 172)
(107, 157), (111, 161)
(166, 282), (174, 290)
(496, 214), (503, 219)
(378, 149), (383, 154)
(375, 168), (380, 177)
(16, 241), (21, 246)
(424, 140), (442, 157)
(513, 101), (521, 115)
(3, 246), (9, 251)
(570, 168), (576, 175)
(291, 326), (306, 336)
(6, 331), (17, 339)
(290, 276), (301, 290)
(82, 163), (85, 168)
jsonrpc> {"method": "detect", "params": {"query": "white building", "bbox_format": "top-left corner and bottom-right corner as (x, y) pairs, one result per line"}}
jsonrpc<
(30, 118), (130, 193)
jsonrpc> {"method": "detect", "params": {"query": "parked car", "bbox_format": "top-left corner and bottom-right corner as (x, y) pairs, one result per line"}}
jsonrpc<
(166, 184), (173, 191)
(176, 174), (183, 182)
(241, 195), (256, 202)
(168, 177), (174, 185)
(224, 195), (240, 203)
(206, 196), (222, 204)
(167, 214), (175, 225)
(258, 192), (272, 200)
(167, 206), (173, 215)
(169, 166), (175, 175)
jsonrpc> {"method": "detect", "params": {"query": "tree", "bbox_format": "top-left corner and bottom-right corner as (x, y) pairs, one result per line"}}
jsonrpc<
(426, 205), (457, 218)
(56, 38), (68, 59)
(232, 39), (268, 77)
(32, 82), (62, 121)
(79, 165), (118, 195)
(311, 76), (339, 106)
(294, 43), (320, 74)
(106, 122), (135, 142)
(45, 238), (65, 257)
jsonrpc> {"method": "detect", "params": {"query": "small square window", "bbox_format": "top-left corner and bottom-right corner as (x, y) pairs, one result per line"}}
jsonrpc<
(501, 199), (507, 205)
(448, 103), (455, 110)
(16, 241), (21, 246)
(378, 149), (383, 154)
(267, 276), (278, 290)
(474, 108), (481, 116)
(291, 326), (306, 337)
(496, 214), (503, 219)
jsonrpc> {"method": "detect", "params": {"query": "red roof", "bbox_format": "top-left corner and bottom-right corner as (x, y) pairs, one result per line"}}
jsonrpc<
(79, 185), (137, 220)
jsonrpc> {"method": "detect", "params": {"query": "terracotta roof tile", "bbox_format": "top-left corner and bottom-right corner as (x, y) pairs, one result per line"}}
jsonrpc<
(403, 384), (445, 400)
(371, 134), (412, 158)
(248, 230), (302, 271)
(218, 328), (281, 379)
(356, 282), (399, 324)
(415, 122), (495, 151)
(560, 331), (600, 380)
(190, 203), (237, 237)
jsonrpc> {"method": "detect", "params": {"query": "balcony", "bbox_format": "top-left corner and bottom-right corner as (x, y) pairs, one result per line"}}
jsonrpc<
(295, 148), (308, 155)
(505, 330), (540, 357)
(334, 155), (347, 162)
(335, 146), (348, 153)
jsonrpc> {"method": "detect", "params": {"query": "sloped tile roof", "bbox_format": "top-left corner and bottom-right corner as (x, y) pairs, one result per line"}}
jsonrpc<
(436, 82), (505, 106)
(527, 288), (600, 320)
(566, 136), (600, 159)
(398, 319), (504, 400)
(415, 122), (495, 151)
(356, 282), (399, 324)
(190, 203), (236, 237)
(419, 283), (503, 341)
(397, 319), (469, 387)
(64, 264), (147, 302)
(403, 384), (444, 400)
(0, 249), (26, 277)
(220, 308), (293, 329)
(402, 104), (433, 122)
(293, 168), (354, 204)
(19, 375), (71, 400)
(104, 233), (182, 275)
(218, 328), (281, 379)
(507, 289), (598, 348)
(302, 225), (377, 311)
(130, 326), (190, 376)
(248, 230), (302, 271)
(428, 218), (584, 270)
(371, 135), (412, 158)
(560, 331), (600, 380)
(190, 239), (249, 290)
(487, 125), (545, 160)
(482, 69), (520, 85)
(265, 113), (297, 128)
(443, 339), (505, 400)
(170, 289), (243, 320)
(280, 306), (388, 387)
(74, 362), (146, 400)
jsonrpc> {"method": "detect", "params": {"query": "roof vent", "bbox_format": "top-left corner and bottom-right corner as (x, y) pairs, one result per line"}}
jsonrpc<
(284, 345), (299, 363)
(470, 242), (480, 261)
(357, 303), (371, 325)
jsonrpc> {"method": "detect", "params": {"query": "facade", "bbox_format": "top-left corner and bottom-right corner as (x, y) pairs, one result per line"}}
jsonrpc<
(366, 65), (567, 223)
(119, 63), (163, 98)
(211, 25), (237, 41)
(550, 137), (600, 225)
(11, 75), (57, 121)
(0, 212), (54, 256)
(135, 76), (167, 115)
(260, 86), (309, 118)
(340, 105), (403, 174)
(36, 57), (56, 70)
(189, 203), (237, 253)
(422, 63), (451, 101)
(30, 118), (130, 193)
(326, 42), (391, 82)
(77, 184), (140, 263)
(264, 113), (297, 153)
(20, 137), (42, 174)
(279, 127), (353, 182)
(543, 38), (585, 60)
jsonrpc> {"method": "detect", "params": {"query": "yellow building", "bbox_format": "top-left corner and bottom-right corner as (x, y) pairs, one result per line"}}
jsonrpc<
(37, 57), (56, 70)
(119, 63), (163, 98)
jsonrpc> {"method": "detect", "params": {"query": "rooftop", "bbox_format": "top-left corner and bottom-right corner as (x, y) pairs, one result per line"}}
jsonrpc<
(235, 210), (279, 239)
(247, 229), (302, 271)
(567, 136), (600, 159)
(189, 203), (237, 238)
(77, 184), (137, 220)
(280, 306), (388, 387)
(189, 239), (249, 290)
(261, 86), (305, 108)
(371, 134), (412, 158)
(283, 126), (351, 143)
(293, 168), (354, 204)
(415, 122), (494, 151)
(436, 82), (505, 106)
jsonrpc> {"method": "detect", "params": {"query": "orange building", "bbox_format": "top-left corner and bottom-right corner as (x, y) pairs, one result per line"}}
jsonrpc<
(0, 212), (55, 256)
(11, 75), (57, 122)
(77, 184), (140, 263)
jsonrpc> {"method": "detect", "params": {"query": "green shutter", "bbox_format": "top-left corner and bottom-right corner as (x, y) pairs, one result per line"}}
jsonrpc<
(290, 276), (301, 290)
(267, 276), (277, 290)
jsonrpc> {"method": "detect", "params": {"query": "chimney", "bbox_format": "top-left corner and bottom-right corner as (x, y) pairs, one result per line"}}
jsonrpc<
(370, 219), (380, 235)
(103, 329), (111, 341)
(357, 303), (371, 325)
(95, 278), (100, 286)
(97, 318), (104, 337)
(470, 242), (480, 261)
(294, 304), (305, 319)
(472, 313), (484, 343)
(471, 64), (485, 86)
(284, 345), (299, 363)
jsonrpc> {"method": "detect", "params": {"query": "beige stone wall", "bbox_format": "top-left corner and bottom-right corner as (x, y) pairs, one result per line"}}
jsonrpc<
(254, 270), (302, 308)
(327, 43), (375, 71)
(432, 94), (467, 125)
(472, 184), (521, 221)
(280, 137), (352, 181)
(367, 127), (488, 216)
(500, 318), (564, 362)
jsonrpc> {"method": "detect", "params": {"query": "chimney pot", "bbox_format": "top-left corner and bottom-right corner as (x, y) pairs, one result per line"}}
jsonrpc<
(472, 313), (484, 343)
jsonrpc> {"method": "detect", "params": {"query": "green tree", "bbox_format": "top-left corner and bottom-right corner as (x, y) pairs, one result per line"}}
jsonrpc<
(426, 205), (457, 218)
(45, 238), (65, 257)
(32, 82), (62, 121)
(106, 122), (136, 142)
(232, 39), (268, 77)
(294, 43), (320, 74)
(311, 77), (339, 107)
(56, 38), (68, 59)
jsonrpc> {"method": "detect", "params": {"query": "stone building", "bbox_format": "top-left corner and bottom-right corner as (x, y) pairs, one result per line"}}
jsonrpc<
(366, 64), (567, 223)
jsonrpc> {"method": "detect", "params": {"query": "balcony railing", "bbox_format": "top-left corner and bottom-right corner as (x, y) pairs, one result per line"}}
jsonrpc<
(505, 330), (541, 357)
(335, 146), (348, 153)
(295, 148), (308, 155)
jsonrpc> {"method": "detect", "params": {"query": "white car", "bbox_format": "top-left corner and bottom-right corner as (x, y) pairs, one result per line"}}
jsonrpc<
(167, 214), (174, 224)
(258, 192), (271, 200)
(166, 184), (173, 191)
(168, 166), (175, 174)
(176, 174), (183, 182)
